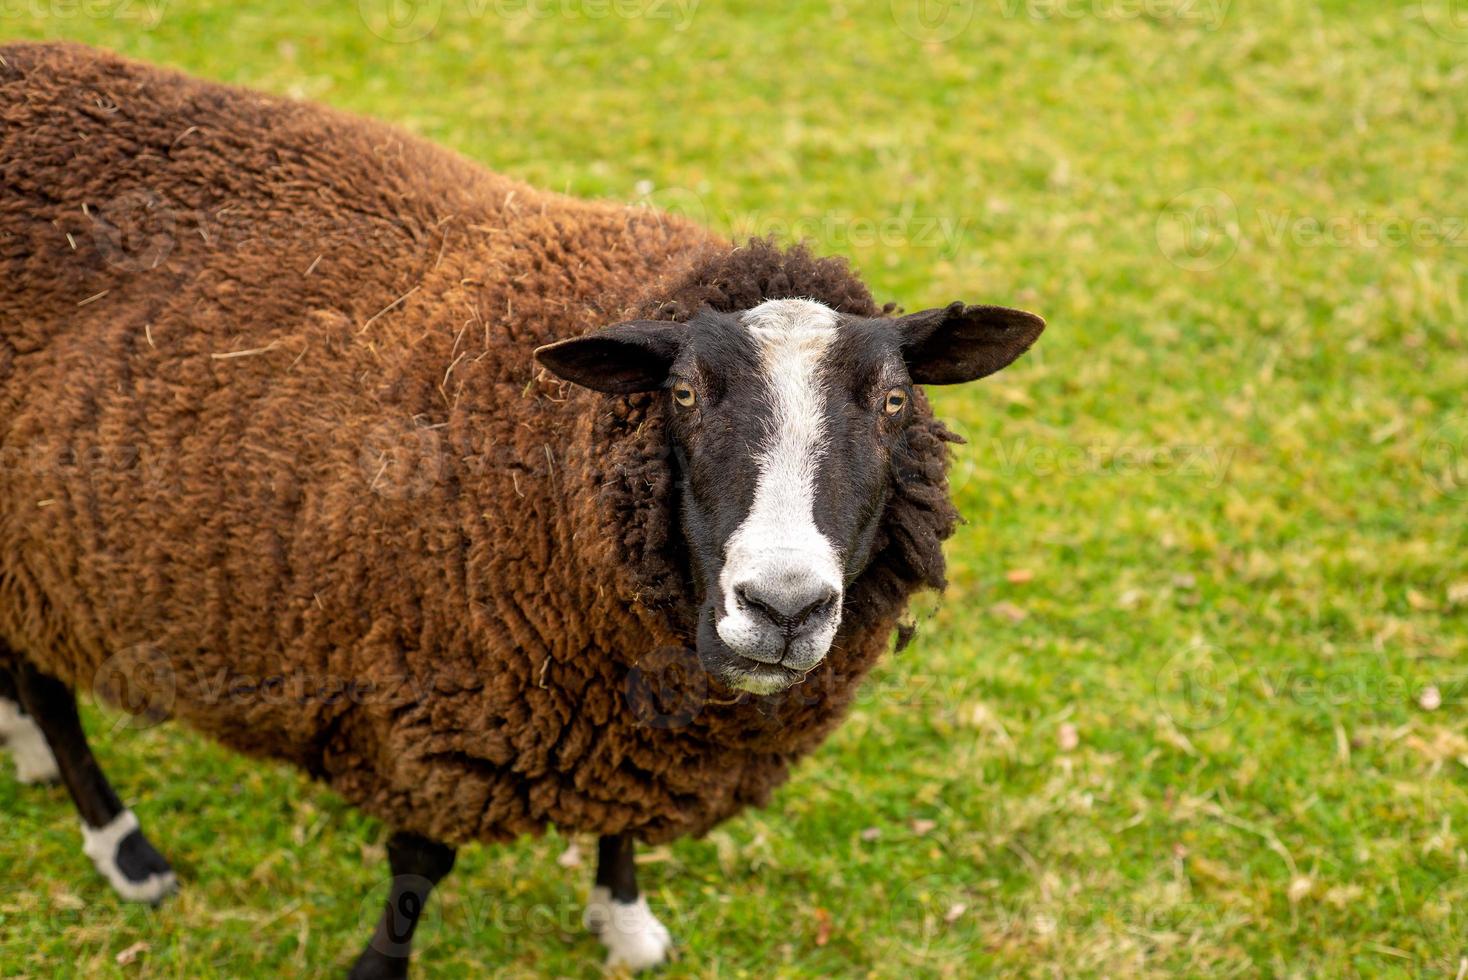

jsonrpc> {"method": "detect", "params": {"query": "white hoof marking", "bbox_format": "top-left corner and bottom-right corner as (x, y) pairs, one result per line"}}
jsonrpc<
(81, 809), (177, 904)
(0, 696), (60, 785)
(585, 885), (673, 971)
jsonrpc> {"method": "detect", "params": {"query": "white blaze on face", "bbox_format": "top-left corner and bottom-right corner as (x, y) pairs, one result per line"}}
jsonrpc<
(715, 299), (844, 673)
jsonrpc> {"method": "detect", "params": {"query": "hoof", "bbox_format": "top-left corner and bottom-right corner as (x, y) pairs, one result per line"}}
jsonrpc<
(0, 697), (60, 785)
(81, 810), (178, 905)
(585, 886), (673, 972)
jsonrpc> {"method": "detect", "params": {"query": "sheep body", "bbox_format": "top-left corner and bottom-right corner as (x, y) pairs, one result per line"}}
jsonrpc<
(0, 43), (958, 845)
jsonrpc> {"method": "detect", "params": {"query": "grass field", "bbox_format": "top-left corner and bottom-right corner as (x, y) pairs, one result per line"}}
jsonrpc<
(3, 0), (1467, 976)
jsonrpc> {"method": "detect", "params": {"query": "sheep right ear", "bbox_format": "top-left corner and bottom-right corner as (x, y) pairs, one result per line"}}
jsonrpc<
(533, 320), (683, 394)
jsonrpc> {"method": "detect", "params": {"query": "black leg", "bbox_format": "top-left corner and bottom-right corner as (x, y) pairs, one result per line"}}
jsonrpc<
(10, 657), (176, 903)
(586, 833), (672, 970)
(349, 830), (457, 980)
(0, 659), (18, 701)
(12, 661), (122, 826)
(596, 833), (639, 902)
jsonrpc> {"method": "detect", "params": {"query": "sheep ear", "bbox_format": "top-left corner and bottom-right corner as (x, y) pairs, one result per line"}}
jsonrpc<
(896, 301), (1046, 385)
(533, 320), (683, 394)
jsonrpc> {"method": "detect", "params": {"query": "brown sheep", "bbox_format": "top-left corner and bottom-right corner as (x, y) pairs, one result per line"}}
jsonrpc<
(0, 43), (1044, 975)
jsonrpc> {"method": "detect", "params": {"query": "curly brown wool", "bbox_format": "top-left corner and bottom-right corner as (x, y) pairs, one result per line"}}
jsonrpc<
(0, 43), (958, 846)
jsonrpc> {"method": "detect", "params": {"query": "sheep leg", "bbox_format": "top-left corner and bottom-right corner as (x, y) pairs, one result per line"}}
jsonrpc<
(0, 661), (60, 784)
(9, 657), (177, 904)
(584, 833), (673, 970)
(349, 830), (457, 980)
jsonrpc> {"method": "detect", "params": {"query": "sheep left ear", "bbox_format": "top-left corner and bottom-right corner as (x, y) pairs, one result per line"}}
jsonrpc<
(896, 301), (1046, 385)
(533, 320), (683, 394)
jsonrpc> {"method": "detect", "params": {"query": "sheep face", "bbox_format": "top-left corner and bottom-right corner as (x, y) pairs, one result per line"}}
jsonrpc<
(535, 298), (1044, 694)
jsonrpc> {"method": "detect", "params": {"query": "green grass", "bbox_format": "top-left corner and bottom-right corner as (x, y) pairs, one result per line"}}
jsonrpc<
(3, 1), (1466, 976)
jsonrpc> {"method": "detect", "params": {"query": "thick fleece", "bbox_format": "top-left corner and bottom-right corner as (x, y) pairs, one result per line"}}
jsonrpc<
(0, 44), (960, 845)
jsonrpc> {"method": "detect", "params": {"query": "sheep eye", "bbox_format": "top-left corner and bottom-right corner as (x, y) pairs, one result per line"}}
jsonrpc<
(672, 382), (697, 408)
(882, 387), (908, 415)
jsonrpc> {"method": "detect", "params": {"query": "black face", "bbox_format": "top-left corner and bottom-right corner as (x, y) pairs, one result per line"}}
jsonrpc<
(536, 298), (1044, 694)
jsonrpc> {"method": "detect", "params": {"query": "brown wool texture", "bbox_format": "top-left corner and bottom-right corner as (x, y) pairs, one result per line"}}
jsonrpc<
(0, 44), (961, 845)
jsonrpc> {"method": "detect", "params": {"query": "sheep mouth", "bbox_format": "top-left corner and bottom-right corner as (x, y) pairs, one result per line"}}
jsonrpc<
(713, 657), (807, 696)
(695, 605), (817, 695)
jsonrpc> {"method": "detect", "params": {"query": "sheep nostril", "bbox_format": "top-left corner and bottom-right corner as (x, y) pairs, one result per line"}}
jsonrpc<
(733, 584), (779, 624)
(793, 590), (838, 630)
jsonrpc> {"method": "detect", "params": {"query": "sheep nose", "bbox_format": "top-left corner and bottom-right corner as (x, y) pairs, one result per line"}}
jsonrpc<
(734, 582), (838, 636)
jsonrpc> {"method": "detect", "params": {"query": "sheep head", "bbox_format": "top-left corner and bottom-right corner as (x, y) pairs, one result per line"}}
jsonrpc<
(534, 298), (1044, 694)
